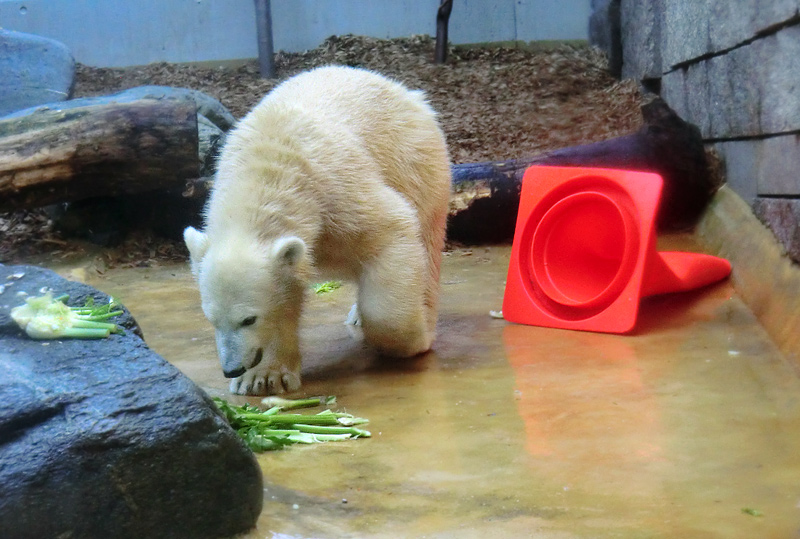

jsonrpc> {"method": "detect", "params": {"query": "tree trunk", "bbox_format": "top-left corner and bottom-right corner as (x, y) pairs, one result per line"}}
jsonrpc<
(447, 99), (719, 243)
(0, 99), (198, 212)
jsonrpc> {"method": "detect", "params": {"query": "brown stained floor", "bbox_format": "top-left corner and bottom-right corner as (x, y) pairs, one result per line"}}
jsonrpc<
(56, 235), (800, 539)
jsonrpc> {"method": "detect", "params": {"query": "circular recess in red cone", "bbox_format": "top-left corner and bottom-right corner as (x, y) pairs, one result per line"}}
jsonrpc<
(502, 164), (732, 334)
(529, 191), (638, 309)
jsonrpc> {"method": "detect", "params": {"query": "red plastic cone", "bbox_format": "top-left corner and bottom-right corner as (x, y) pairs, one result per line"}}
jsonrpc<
(502, 166), (731, 334)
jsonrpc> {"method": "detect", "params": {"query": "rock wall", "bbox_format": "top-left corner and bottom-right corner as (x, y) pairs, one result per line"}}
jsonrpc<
(590, 1), (800, 262)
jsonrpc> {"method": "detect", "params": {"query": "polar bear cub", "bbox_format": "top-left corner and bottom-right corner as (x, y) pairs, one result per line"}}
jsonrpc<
(184, 66), (452, 395)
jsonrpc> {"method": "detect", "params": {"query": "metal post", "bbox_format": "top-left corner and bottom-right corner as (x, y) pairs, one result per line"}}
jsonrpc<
(435, 0), (453, 64)
(254, 0), (275, 78)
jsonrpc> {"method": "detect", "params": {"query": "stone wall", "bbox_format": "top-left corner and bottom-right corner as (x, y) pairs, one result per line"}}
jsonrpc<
(590, 0), (800, 262)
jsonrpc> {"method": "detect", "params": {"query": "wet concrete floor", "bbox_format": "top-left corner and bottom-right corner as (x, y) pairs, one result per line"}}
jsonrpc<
(57, 235), (800, 538)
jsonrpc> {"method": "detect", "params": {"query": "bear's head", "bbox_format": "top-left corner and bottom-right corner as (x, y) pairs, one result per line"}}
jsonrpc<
(184, 226), (307, 378)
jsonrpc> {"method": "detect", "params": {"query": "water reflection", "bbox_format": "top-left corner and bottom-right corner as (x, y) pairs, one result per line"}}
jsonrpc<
(505, 325), (661, 462)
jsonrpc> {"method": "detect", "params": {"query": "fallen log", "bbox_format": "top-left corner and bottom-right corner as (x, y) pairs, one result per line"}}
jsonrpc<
(0, 98), (198, 212)
(447, 98), (719, 243)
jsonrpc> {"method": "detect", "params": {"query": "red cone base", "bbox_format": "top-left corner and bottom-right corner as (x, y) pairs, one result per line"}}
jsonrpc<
(502, 166), (731, 334)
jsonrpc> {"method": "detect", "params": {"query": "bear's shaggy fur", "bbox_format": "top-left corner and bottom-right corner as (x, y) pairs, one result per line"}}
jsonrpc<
(184, 66), (452, 395)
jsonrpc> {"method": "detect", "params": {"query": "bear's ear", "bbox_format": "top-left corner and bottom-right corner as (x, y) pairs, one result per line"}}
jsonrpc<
(183, 227), (209, 267)
(272, 236), (306, 269)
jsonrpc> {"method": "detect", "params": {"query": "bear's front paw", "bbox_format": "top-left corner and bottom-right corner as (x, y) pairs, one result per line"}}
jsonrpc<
(267, 369), (301, 395)
(229, 370), (267, 396)
(229, 365), (301, 396)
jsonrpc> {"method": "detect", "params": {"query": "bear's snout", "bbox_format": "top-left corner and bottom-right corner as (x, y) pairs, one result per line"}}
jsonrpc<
(223, 366), (246, 378)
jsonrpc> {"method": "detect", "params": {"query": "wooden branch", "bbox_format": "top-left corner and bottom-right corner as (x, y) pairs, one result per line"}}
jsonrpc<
(447, 99), (718, 243)
(0, 99), (198, 212)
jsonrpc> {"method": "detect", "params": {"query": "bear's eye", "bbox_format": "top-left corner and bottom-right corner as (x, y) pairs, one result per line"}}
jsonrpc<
(241, 316), (257, 327)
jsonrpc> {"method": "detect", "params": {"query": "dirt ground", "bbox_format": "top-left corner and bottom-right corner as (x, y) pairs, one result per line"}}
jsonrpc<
(0, 35), (643, 266)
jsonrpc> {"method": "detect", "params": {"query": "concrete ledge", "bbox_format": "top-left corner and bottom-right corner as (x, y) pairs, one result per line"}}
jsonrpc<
(697, 185), (800, 367)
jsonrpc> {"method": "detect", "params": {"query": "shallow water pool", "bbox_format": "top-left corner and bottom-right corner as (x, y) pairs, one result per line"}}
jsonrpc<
(59, 237), (800, 538)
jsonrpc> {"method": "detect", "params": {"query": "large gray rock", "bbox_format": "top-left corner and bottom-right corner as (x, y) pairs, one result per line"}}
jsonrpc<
(0, 264), (262, 539)
(0, 29), (75, 116)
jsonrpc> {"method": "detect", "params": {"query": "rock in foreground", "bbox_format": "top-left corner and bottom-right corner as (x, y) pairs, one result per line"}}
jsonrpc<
(0, 264), (262, 538)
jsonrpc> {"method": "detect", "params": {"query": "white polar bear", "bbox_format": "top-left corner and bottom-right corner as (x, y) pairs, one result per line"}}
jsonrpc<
(184, 65), (452, 395)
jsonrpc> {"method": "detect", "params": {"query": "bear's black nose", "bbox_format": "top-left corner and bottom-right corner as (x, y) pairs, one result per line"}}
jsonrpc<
(223, 366), (246, 378)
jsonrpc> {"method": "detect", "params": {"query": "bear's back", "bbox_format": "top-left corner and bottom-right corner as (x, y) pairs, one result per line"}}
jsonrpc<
(208, 66), (451, 259)
(257, 66), (451, 206)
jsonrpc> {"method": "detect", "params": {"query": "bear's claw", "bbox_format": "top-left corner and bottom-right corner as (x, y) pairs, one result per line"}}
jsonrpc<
(229, 366), (301, 396)
(268, 371), (301, 394)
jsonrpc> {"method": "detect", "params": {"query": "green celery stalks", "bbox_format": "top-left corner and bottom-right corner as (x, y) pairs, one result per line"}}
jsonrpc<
(248, 413), (344, 426)
(292, 424), (371, 437)
(261, 395), (336, 410)
(213, 396), (371, 451)
(58, 327), (112, 339)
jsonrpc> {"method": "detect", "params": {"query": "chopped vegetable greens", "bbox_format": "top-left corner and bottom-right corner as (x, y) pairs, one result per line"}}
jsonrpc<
(312, 281), (342, 294)
(11, 292), (124, 340)
(741, 508), (763, 517)
(261, 395), (338, 410)
(213, 396), (370, 452)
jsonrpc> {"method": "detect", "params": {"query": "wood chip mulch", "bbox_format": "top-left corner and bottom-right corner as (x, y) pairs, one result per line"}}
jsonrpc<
(1, 35), (644, 267)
